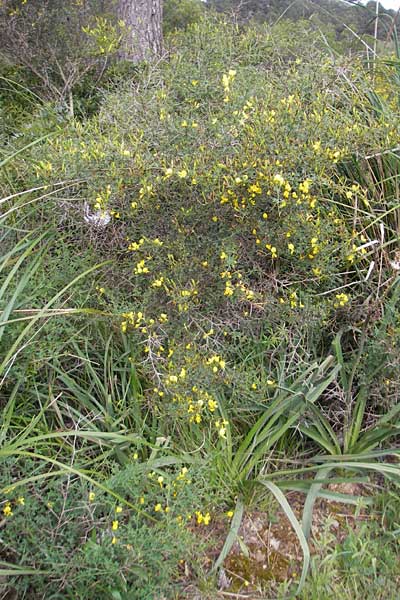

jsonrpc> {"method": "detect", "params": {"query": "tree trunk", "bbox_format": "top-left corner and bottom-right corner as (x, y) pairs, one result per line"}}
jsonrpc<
(117, 0), (163, 62)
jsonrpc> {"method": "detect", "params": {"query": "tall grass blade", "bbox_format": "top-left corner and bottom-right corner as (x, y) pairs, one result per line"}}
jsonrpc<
(258, 480), (310, 596)
(212, 497), (244, 573)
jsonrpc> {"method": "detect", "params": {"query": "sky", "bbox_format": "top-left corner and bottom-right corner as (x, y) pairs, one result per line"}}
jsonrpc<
(362, 0), (400, 10)
(379, 0), (400, 10)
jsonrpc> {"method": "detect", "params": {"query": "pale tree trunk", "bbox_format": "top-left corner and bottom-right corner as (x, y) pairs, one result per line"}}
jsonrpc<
(117, 0), (163, 61)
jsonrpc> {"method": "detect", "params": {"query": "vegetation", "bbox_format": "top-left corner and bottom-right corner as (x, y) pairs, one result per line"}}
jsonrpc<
(1, 2), (400, 598)
(206, 0), (400, 41)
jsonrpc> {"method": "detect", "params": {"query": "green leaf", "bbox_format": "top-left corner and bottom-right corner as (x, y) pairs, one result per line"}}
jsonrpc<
(302, 467), (332, 540)
(212, 497), (244, 573)
(258, 480), (310, 596)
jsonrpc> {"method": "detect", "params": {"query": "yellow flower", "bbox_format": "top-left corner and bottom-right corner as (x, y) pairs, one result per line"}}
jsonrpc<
(88, 492), (96, 502)
(152, 277), (164, 288)
(134, 259), (149, 275)
(249, 183), (262, 194)
(224, 283), (234, 296)
(115, 506), (123, 514)
(3, 502), (12, 517)
(111, 536), (117, 544)
(334, 293), (349, 307)
(265, 244), (277, 258)
(299, 179), (312, 194)
(273, 173), (285, 186)
(195, 511), (211, 525)
(112, 520), (119, 531)
(215, 419), (229, 438)
(208, 399), (218, 412)
(17, 497), (25, 506)
(154, 503), (162, 512)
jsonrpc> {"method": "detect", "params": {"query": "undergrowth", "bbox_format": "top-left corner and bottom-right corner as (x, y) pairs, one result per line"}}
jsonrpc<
(1, 16), (400, 600)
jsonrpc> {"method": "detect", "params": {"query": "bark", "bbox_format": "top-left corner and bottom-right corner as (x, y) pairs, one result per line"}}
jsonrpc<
(117, 0), (163, 61)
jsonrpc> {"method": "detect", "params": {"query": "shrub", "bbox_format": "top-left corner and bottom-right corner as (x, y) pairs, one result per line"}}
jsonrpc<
(163, 0), (206, 34)
(0, 464), (203, 599)
(3, 18), (400, 434)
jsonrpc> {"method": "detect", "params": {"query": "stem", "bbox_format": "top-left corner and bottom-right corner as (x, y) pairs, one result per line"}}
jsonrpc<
(373, 0), (379, 78)
(68, 90), (74, 118)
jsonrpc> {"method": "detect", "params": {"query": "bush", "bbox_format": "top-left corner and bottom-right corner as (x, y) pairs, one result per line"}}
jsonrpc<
(0, 463), (205, 599)
(3, 18), (400, 435)
(163, 0), (206, 34)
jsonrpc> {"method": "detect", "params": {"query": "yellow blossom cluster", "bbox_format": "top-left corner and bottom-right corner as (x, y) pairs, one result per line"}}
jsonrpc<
(2, 496), (25, 518)
(334, 293), (350, 308)
(222, 69), (236, 103)
(195, 510), (211, 525)
(171, 387), (219, 426)
(206, 355), (226, 372)
(121, 311), (167, 334)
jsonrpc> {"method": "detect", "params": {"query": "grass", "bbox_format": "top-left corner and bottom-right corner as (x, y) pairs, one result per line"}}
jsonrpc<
(1, 15), (400, 600)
